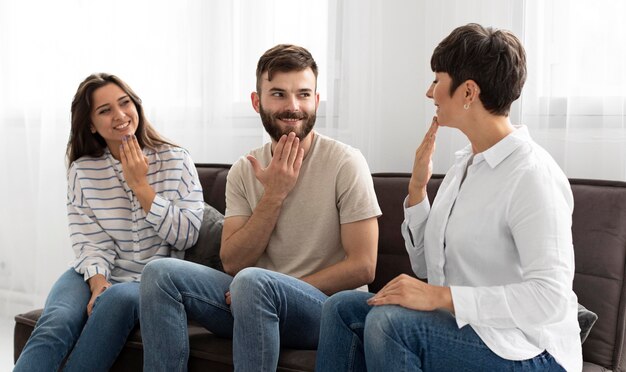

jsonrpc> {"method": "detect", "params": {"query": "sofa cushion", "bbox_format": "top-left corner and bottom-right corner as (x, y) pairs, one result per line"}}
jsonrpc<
(578, 303), (598, 343)
(184, 202), (224, 271)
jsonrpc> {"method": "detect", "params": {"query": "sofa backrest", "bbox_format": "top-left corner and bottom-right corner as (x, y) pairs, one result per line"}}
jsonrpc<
(195, 163), (626, 371)
(569, 179), (626, 370)
(196, 163), (230, 214)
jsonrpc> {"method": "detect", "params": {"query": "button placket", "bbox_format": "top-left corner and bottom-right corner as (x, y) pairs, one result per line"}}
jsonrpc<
(113, 159), (141, 259)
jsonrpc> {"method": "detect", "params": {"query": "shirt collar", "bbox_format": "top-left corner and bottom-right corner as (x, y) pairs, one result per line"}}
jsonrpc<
(454, 125), (531, 168)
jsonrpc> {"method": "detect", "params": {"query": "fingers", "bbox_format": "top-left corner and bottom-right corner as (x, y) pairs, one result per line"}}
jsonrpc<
(269, 133), (301, 174)
(409, 118), (438, 201)
(247, 155), (261, 175)
(272, 133), (289, 161)
(121, 134), (141, 163)
(368, 293), (402, 306)
(423, 117), (438, 154)
(292, 148), (304, 173)
(416, 117), (438, 154)
(120, 135), (149, 191)
(87, 297), (94, 316)
(427, 116), (439, 137)
(286, 135), (300, 165)
(367, 275), (439, 311)
(225, 291), (231, 306)
(273, 132), (298, 163)
(120, 136), (130, 165)
(371, 283), (399, 302)
(119, 143), (127, 164)
(86, 282), (111, 316)
(376, 274), (406, 293)
(253, 132), (302, 197)
(368, 274), (415, 304)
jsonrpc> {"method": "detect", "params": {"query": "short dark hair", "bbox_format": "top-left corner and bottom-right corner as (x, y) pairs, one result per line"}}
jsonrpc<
(66, 73), (175, 165)
(256, 44), (318, 93)
(430, 23), (526, 116)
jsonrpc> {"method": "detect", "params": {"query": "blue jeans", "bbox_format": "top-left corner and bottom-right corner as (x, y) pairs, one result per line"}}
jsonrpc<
(14, 268), (140, 372)
(140, 258), (328, 371)
(315, 291), (566, 372)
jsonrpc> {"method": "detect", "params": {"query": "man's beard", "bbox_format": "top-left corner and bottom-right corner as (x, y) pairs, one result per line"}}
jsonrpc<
(259, 104), (316, 142)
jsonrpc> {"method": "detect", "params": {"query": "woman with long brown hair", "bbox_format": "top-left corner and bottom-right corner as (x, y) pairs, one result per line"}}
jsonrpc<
(14, 73), (205, 371)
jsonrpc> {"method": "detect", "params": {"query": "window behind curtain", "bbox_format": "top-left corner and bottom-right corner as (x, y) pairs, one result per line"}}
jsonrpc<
(522, 0), (626, 180)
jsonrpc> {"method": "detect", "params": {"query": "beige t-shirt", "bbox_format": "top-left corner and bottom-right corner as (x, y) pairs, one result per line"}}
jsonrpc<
(225, 132), (382, 281)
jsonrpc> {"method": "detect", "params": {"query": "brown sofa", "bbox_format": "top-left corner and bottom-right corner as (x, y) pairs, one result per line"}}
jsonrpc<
(14, 163), (626, 371)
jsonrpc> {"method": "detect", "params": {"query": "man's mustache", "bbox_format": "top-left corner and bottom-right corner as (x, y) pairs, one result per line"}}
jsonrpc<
(276, 112), (307, 120)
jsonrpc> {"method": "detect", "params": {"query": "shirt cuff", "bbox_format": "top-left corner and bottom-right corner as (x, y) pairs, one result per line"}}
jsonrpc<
(450, 285), (478, 329)
(83, 265), (109, 281)
(403, 195), (430, 230)
(146, 194), (170, 227)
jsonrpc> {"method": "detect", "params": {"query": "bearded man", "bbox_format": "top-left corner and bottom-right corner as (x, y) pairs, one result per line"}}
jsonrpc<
(139, 44), (381, 371)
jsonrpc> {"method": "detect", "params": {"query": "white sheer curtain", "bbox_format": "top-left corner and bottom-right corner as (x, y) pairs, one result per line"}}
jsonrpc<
(329, 0), (524, 173)
(0, 0), (328, 316)
(522, 0), (626, 180)
(0, 0), (236, 316)
(331, 0), (626, 181)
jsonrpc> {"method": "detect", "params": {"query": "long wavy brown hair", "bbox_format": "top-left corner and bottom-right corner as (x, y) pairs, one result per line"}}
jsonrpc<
(66, 73), (176, 165)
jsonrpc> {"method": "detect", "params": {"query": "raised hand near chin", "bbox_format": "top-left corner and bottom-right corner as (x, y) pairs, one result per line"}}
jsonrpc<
(247, 132), (304, 201)
(408, 117), (438, 207)
(119, 134), (149, 192)
(120, 134), (155, 213)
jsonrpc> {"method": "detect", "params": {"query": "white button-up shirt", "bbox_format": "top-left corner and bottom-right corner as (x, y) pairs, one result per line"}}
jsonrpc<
(402, 126), (582, 371)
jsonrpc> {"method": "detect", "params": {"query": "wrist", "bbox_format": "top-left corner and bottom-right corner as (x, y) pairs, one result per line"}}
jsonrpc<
(438, 286), (454, 313)
(131, 182), (152, 195)
(262, 190), (288, 205)
(87, 274), (107, 291)
(407, 183), (427, 207)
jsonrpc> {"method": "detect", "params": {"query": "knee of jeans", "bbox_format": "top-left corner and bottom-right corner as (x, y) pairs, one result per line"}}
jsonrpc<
(230, 267), (273, 297)
(141, 258), (182, 289)
(94, 285), (139, 316)
(365, 306), (409, 339)
(142, 258), (171, 281)
(322, 291), (371, 329)
(323, 291), (363, 315)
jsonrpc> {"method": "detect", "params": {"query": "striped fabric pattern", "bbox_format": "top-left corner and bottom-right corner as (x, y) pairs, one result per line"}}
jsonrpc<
(67, 145), (204, 283)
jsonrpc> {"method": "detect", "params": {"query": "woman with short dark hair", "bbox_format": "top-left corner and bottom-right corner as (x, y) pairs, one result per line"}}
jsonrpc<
(315, 24), (581, 372)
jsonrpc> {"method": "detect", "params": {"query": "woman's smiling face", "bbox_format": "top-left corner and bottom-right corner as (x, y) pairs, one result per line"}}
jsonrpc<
(90, 82), (139, 150)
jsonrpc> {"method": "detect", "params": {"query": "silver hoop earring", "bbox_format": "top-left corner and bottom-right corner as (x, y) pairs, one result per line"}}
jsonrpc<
(463, 103), (470, 110)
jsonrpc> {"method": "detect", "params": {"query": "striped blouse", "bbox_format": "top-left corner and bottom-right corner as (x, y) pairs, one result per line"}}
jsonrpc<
(67, 145), (204, 283)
